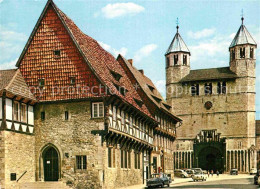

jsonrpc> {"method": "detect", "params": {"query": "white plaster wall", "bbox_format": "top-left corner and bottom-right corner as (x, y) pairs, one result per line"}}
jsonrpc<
(6, 98), (12, 120)
(28, 105), (34, 125)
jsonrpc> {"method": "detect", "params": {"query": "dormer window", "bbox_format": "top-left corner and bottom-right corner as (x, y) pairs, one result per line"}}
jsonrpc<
(147, 85), (155, 93)
(250, 48), (254, 59)
(110, 70), (122, 82)
(39, 79), (45, 87)
(134, 98), (143, 107)
(183, 55), (187, 65)
(54, 50), (61, 56)
(240, 47), (245, 58)
(174, 55), (178, 65)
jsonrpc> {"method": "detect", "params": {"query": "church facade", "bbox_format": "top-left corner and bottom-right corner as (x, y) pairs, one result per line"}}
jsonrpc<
(166, 18), (257, 173)
(0, 1), (181, 189)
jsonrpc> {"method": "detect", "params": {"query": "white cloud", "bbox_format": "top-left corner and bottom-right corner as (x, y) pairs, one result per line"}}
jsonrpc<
(134, 44), (157, 62)
(188, 28), (216, 39)
(0, 58), (17, 70)
(0, 25), (27, 66)
(154, 80), (166, 97)
(98, 41), (128, 57)
(0, 0), (3, 3)
(97, 3), (145, 19)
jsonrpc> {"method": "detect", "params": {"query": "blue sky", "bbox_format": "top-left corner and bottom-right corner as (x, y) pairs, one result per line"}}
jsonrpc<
(0, 0), (260, 117)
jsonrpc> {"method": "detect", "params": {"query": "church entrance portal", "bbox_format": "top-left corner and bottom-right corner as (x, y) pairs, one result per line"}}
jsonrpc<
(198, 146), (223, 172)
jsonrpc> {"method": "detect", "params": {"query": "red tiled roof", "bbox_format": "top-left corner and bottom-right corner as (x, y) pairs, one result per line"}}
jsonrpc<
(16, 0), (153, 118)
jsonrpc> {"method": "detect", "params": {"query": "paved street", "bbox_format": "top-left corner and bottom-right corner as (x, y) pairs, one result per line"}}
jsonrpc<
(170, 177), (257, 189)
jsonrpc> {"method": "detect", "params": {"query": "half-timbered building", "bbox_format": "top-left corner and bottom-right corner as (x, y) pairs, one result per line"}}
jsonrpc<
(0, 0), (181, 189)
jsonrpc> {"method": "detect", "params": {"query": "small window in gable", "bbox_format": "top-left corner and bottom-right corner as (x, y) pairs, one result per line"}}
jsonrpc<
(39, 79), (45, 87)
(41, 111), (45, 121)
(69, 77), (76, 85)
(65, 111), (69, 120)
(54, 50), (61, 56)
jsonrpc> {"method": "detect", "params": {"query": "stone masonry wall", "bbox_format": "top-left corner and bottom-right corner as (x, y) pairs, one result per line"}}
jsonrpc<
(0, 131), (5, 188)
(3, 131), (35, 189)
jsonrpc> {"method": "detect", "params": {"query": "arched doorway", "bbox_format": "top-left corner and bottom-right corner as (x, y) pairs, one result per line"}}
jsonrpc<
(43, 146), (59, 181)
(198, 146), (223, 173)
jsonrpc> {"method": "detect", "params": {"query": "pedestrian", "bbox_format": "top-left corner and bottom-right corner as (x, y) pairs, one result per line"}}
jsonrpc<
(207, 170), (210, 177)
(216, 170), (219, 177)
(211, 170), (214, 177)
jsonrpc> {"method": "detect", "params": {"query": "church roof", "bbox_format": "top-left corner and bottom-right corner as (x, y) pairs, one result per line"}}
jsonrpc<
(166, 31), (190, 55)
(180, 67), (237, 83)
(229, 24), (257, 48)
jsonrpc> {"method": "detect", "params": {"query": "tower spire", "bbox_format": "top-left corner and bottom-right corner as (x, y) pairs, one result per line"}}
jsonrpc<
(241, 9), (244, 25)
(176, 17), (179, 33)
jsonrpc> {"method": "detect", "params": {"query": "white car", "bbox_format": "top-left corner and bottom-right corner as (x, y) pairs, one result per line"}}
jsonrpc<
(192, 172), (207, 182)
(250, 168), (257, 175)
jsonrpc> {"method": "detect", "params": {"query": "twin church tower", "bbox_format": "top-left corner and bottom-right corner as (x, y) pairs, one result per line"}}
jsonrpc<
(165, 16), (257, 172)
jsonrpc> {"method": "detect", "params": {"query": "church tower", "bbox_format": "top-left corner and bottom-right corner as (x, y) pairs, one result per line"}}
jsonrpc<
(165, 23), (190, 99)
(229, 16), (257, 79)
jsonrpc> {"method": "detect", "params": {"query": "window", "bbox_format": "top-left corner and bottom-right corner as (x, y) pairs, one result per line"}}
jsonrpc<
(128, 151), (131, 168)
(191, 84), (199, 96)
(54, 50), (61, 56)
(65, 111), (69, 120)
(217, 82), (227, 94)
(41, 111), (45, 121)
(166, 57), (170, 68)
(204, 83), (212, 95)
(183, 55), (187, 65)
(108, 147), (116, 168)
(92, 102), (104, 118)
(174, 55), (178, 65)
(135, 152), (140, 169)
(110, 71), (122, 82)
(69, 77), (76, 85)
(13, 101), (19, 121)
(39, 79), (45, 87)
(240, 47), (245, 58)
(231, 50), (235, 61)
(113, 105), (117, 120)
(121, 149), (130, 169)
(21, 104), (27, 123)
(250, 48), (254, 59)
(76, 155), (87, 170)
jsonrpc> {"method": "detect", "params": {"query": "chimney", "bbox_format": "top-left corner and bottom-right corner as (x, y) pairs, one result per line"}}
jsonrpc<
(128, 59), (133, 66)
(139, 69), (144, 75)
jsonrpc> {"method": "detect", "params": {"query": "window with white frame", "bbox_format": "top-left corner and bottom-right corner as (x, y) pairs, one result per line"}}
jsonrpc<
(92, 102), (104, 118)
(21, 104), (27, 123)
(13, 101), (19, 121)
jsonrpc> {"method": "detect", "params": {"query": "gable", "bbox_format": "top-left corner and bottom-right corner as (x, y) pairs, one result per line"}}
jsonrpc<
(18, 6), (103, 101)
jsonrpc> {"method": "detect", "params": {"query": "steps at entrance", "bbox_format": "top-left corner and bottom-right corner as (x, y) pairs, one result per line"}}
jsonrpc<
(19, 182), (71, 189)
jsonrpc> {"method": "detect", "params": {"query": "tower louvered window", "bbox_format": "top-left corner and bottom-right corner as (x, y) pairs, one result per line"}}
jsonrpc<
(240, 47), (245, 58)
(204, 83), (212, 95)
(250, 48), (254, 59)
(191, 84), (199, 96)
(166, 57), (170, 68)
(174, 55), (178, 65)
(231, 50), (235, 61)
(183, 55), (187, 65)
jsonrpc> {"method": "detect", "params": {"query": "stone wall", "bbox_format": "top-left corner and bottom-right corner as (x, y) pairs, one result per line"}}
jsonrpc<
(0, 131), (5, 188)
(2, 131), (35, 189)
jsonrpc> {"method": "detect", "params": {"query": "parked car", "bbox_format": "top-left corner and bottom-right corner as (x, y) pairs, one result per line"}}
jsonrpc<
(185, 169), (195, 177)
(146, 173), (170, 188)
(174, 169), (189, 178)
(230, 168), (238, 175)
(192, 172), (207, 182)
(191, 168), (203, 174)
(250, 168), (257, 175)
(254, 170), (260, 185)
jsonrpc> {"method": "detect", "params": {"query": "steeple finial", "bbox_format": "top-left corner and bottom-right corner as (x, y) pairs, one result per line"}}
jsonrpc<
(176, 17), (179, 33)
(241, 9), (244, 25)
